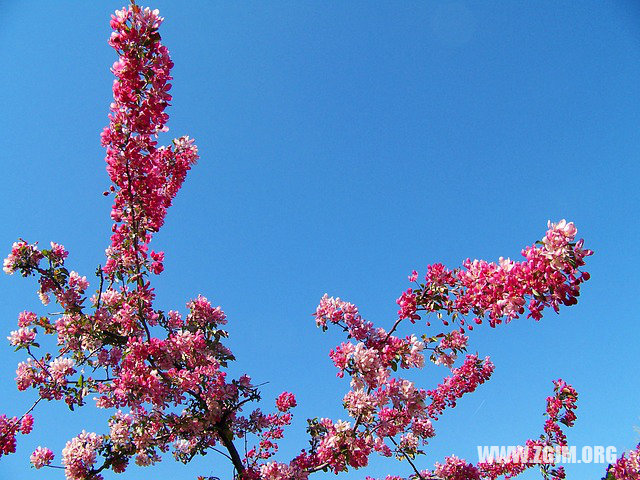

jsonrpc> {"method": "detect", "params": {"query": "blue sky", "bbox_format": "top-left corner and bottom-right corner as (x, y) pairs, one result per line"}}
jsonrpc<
(1, 1), (639, 479)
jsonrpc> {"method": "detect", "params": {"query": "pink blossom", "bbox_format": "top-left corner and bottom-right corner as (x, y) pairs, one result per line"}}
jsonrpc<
(434, 330), (468, 367)
(30, 446), (54, 469)
(61, 431), (103, 480)
(49, 242), (69, 261)
(0, 414), (34, 457)
(432, 455), (481, 480)
(427, 355), (494, 419)
(3, 241), (43, 275)
(48, 357), (75, 382)
(275, 392), (297, 412)
(388, 220), (592, 329)
(20, 414), (34, 434)
(17, 311), (37, 328)
(68, 271), (89, 291)
(396, 289), (419, 322)
(7, 327), (36, 347)
(606, 443), (640, 480)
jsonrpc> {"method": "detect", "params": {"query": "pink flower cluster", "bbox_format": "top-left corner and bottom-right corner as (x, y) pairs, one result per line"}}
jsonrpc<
(544, 379), (578, 446)
(61, 431), (103, 480)
(476, 380), (578, 480)
(30, 446), (55, 469)
(3, 241), (43, 275)
(433, 330), (468, 367)
(365, 379), (580, 480)
(101, 3), (198, 283)
(431, 455), (481, 480)
(0, 414), (33, 457)
(7, 327), (36, 348)
(312, 293), (491, 475)
(397, 220), (592, 329)
(310, 222), (592, 479)
(605, 443), (640, 480)
(426, 354), (494, 420)
(275, 392), (297, 412)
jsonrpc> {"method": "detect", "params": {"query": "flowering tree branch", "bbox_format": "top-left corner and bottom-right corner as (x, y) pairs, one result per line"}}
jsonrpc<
(1, 4), (630, 480)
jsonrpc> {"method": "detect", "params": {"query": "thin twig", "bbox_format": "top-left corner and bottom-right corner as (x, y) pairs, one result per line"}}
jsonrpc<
(389, 436), (427, 480)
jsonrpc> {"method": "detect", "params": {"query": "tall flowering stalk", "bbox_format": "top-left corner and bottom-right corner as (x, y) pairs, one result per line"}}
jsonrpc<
(2, 3), (625, 480)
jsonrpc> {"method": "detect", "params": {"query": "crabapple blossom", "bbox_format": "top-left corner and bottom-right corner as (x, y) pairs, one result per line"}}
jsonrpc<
(0, 3), (614, 480)
(17, 310), (37, 328)
(30, 447), (55, 469)
(475, 380), (578, 480)
(20, 414), (34, 435)
(431, 455), (481, 480)
(426, 355), (494, 420)
(7, 327), (36, 347)
(605, 443), (640, 480)
(61, 431), (103, 480)
(396, 219), (592, 329)
(275, 392), (297, 412)
(0, 414), (34, 456)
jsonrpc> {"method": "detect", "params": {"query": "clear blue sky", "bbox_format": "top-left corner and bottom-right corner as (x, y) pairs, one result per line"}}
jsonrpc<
(1, 1), (639, 479)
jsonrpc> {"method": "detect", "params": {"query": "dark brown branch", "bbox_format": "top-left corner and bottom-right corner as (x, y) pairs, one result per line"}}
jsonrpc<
(216, 426), (245, 477)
